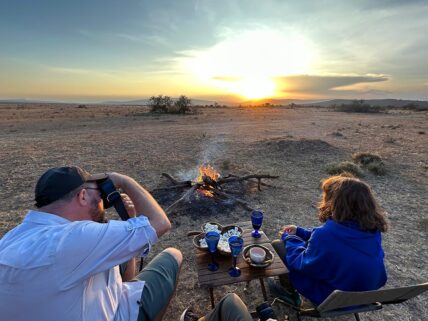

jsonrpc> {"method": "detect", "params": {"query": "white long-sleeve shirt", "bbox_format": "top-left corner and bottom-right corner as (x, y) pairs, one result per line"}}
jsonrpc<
(0, 210), (158, 321)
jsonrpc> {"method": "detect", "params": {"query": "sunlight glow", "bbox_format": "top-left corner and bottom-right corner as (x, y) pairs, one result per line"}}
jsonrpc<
(226, 77), (276, 100)
(182, 28), (317, 99)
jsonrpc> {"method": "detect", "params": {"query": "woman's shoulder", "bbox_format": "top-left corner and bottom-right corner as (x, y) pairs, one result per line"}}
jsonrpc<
(310, 222), (333, 238)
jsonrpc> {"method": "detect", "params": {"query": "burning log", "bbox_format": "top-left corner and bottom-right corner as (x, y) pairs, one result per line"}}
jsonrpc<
(154, 165), (279, 214)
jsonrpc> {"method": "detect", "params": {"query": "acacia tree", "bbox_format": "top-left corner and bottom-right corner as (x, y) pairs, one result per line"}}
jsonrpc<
(174, 95), (192, 114)
(149, 95), (173, 113)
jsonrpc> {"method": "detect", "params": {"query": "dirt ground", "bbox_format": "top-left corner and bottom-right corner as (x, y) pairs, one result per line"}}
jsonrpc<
(0, 104), (427, 320)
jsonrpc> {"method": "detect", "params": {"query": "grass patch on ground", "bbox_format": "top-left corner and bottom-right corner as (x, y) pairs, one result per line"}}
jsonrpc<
(352, 152), (382, 165)
(366, 161), (387, 175)
(352, 152), (387, 175)
(325, 161), (364, 177)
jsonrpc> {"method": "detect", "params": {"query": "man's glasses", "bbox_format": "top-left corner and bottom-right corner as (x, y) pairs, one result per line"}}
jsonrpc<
(83, 187), (102, 197)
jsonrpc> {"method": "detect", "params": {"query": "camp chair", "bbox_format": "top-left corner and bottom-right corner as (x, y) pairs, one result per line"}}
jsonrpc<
(287, 282), (428, 320)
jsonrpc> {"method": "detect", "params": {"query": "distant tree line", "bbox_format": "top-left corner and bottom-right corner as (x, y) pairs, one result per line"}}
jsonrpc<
(331, 100), (428, 113)
(332, 100), (384, 113)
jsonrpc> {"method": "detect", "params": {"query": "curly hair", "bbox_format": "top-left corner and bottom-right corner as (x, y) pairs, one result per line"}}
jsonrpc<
(318, 174), (388, 232)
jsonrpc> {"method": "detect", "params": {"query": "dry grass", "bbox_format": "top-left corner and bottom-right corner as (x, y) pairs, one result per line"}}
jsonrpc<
(325, 161), (364, 177)
(0, 104), (427, 320)
(352, 152), (387, 176)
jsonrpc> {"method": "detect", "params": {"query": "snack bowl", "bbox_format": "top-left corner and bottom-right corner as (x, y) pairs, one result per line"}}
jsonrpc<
(201, 222), (223, 234)
(242, 245), (274, 268)
(221, 225), (243, 236)
(217, 225), (244, 256)
(192, 232), (209, 251)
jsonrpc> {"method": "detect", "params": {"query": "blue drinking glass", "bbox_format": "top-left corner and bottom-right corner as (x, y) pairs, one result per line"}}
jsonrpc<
(228, 236), (244, 277)
(251, 210), (264, 238)
(205, 231), (220, 271)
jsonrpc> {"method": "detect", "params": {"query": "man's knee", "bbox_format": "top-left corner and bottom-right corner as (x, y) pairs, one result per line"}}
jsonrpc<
(163, 247), (183, 267)
(222, 293), (245, 309)
(220, 293), (251, 319)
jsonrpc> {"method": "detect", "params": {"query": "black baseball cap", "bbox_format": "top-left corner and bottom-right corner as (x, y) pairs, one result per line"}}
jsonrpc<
(34, 166), (108, 207)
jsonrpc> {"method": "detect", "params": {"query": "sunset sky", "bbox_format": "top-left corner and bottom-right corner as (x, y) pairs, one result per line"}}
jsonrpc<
(1, 0), (427, 103)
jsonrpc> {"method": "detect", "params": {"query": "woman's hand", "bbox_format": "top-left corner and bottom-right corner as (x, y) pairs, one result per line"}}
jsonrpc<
(279, 224), (297, 237)
(121, 193), (136, 218)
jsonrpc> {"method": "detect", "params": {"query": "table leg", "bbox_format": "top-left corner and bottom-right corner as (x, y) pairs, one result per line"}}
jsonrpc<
(209, 288), (215, 309)
(244, 281), (251, 293)
(259, 278), (268, 301)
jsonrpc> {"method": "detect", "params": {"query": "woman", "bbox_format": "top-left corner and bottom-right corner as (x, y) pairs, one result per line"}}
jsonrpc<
(271, 174), (388, 306)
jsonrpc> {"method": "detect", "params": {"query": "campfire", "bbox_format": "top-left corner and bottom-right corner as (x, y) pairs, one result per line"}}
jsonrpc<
(152, 165), (279, 214)
(195, 165), (221, 197)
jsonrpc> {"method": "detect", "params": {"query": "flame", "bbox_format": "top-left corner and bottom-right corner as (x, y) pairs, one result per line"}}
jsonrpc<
(195, 165), (220, 198)
(197, 189), (215, 197)
(195, 165), (220, 184)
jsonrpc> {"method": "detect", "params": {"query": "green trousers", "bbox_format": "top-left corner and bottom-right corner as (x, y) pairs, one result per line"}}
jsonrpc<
(201, 293), (253, 321)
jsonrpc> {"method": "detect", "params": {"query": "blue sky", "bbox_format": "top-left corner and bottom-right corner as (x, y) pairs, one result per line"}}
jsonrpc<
(1, 0), (427, 102)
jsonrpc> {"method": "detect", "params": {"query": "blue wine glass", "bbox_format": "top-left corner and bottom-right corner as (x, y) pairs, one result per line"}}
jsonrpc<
(251, 210), (264, 238)
(205, 231), (220, 271)
(228, 236), (244, 277)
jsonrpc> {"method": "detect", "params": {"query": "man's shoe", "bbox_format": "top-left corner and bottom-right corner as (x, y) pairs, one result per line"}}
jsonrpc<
(179, 307), (201, 321)
(267, 278), (302, 307)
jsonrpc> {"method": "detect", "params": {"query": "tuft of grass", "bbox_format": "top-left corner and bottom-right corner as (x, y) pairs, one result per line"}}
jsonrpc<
(367, 161), (387, 176)
(352, 152), (382, 165)
(331, 131), (344, 137)
(325, 161), (363, 177)
(384, 137), (396, 144)
(352, 152), (387, 176)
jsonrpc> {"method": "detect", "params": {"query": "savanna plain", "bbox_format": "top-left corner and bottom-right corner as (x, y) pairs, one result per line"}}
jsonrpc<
(0, 104), (427, 321)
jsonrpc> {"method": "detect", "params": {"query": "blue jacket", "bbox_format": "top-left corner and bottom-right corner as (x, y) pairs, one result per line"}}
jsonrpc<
(283, 219), (387, 305)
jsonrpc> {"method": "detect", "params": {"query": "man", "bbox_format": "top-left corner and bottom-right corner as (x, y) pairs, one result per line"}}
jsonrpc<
(0, 166), (182, 321)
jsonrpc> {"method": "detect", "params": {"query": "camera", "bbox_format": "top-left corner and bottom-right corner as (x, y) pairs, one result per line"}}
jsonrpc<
(256, 302), (277, 321)
(97, 178), (129, 221)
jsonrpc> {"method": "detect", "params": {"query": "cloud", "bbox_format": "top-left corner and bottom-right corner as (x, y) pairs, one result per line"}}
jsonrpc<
(276, 74), (389, 94)
(211, 76), (241, 81)
(78, 29), (169, 47)
(48, 66), (93, 75)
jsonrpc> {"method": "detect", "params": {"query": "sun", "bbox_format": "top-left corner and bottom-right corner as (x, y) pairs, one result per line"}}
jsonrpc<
(183, 28), (316, 100)
(228, 77), (276, 100)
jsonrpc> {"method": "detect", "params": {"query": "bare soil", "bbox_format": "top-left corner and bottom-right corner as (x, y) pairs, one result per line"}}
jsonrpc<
(0, 104), (427, 321)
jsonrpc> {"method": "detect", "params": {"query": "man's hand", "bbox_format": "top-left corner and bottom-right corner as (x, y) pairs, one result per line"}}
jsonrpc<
(106, 171), (171, 238)
(121, 193), (136, 218)
(279, 225), (297, 237)
(107, 172), (127, 189)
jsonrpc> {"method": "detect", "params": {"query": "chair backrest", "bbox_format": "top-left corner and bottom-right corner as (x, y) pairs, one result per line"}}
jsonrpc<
(317, 282), (428, 313)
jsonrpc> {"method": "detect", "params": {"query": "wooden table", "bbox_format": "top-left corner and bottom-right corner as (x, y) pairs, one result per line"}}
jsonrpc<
(195, 221), (288, 308)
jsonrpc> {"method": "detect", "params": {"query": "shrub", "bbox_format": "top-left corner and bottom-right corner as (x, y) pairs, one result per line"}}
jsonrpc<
(149, 95), (173, 113)
(174, 95), (192, 114)
(367, 161), (387, 176)
(149, 95), (193, 114)
(352, 152), (387, 175)
(352, 152), (382, 165)
(325, 161), (363, 177)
